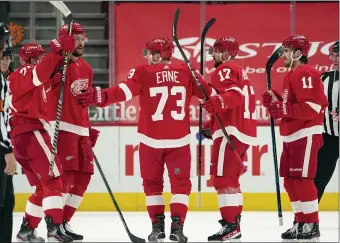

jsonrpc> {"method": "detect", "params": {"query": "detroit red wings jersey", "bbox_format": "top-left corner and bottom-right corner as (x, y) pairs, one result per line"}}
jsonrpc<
(8, 64), (52, 137)
(102, 63), (214, 148)
(48, 58), (92, 136)
(209, 62), (257, 145)
(279, 64), (328, 142)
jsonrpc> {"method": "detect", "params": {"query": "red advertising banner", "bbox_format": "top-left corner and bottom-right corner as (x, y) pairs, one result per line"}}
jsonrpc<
(109, 2), (338, 125)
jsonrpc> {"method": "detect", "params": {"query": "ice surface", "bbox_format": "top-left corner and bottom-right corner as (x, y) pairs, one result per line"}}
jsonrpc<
(12, 211), (338, 242)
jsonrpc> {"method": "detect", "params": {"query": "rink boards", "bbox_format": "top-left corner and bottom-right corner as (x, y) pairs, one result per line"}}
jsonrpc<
(13, 126), (338, 212)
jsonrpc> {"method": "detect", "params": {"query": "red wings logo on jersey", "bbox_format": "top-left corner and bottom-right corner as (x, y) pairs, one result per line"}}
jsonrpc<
(70, 79), (89, 96)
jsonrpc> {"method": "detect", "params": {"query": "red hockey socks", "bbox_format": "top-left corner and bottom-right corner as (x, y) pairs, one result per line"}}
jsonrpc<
(217, 188), (239, 223)
(236, 187), (243, 215)
(170, 194), (189, 223)
(145, 193), (165, 222)
(63, 172), (91, 222)
(42, 178), (64, 225)
(25, 187), (44, 229)
(294, 178), (319, 223)
(284, 177), (305, 222)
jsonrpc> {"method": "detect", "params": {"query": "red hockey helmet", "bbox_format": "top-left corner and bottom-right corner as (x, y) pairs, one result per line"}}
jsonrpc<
(282, 35), (310, 56)
(144, 37), (174, 59)
(210, 37), (239, 57)
(19, 43), (46, 63)
(58, 22), (87, 40)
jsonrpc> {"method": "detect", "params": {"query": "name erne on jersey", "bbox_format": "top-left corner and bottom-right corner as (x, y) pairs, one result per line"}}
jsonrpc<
(172, 37), (336, 62)
(156, 70), (180, 84)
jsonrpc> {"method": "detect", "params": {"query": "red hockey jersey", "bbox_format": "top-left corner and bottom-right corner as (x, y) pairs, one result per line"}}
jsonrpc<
(279, 64), (328, 142)
(101, 63), (215, 148)
(48, 57), (93, 136)
(8, 52), (62, 138)
(209, 62), (257, 145)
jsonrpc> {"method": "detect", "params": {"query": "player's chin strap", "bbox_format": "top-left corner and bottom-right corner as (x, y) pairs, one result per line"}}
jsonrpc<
(149, 55), (162, 64)
(289, 51), (302, 69)
(219, 52), (232, 63)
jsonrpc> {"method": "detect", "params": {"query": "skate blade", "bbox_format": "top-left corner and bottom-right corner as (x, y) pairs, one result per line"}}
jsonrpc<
(303, 238), (320, 243)
(281, 240), (297, 242)
(229, 239), (241, 242)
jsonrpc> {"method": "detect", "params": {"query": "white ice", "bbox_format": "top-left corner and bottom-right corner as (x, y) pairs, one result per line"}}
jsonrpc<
(12, 211), (338, 242)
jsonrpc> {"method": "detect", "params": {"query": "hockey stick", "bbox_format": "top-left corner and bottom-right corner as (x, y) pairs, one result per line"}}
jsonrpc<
(172, 9), (241, 161)
(197, 17), (215, 208)
(265, 46), (284, 226)
(93, 153), (145, 243)
(48, 1), (73, 177)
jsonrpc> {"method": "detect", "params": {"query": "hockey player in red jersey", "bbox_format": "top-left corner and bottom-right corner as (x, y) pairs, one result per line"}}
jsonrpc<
(262, 35), (328, 241)
(76, 37), (215, 243)
(8, 38), (76, 242)
(200, 37), (257, 242)
(47, 22), (99, 241)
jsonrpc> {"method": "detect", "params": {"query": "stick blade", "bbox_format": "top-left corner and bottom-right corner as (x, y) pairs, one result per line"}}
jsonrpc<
(266, 46), (284, 74)
(49, 1), (72, 18)
(129, 233), (146, 243)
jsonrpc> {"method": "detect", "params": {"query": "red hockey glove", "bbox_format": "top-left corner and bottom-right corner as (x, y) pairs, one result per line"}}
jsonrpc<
(202, 95), (227, 114)
(89, 128), (100, 147)
(262, 92), (273, 108)
(50, 35), (76, 55)
(76, 86), (106, 108)
(262, 90), (283, 108)
(268, 101), (292, 119)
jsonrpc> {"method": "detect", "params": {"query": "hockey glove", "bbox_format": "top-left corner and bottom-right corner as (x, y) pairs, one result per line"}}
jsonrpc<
(50, 35), (76, 55)
(268, 101), (292, 119)
(201, 128), (212, 140)
(201, 121), (212, 139)
(76, 86), (106, 108)
(89, 128), (100, 147)
(202, 95), (227, 114)
(262, 90), (282, 108)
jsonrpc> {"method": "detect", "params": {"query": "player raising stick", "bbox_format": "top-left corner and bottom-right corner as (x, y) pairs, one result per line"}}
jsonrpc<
(262, 35), (328, 242)
(47, 22), (100, 241)
(76, 37), (215, 243)
(200, 37), (257, 242)
(8, 38), (76, 242)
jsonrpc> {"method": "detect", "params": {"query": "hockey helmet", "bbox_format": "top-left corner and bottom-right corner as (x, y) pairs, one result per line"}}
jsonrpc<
(19, 43), (46, 64)
(209, 37), (239, 57)
(143, 37), (174, 59)
(58, 22), (87, 41)
(282, 35), (310, 56)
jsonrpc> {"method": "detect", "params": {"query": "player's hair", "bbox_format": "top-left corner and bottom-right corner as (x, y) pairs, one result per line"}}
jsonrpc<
(300, 56), (308, 64)
(153, 50), (171, 61)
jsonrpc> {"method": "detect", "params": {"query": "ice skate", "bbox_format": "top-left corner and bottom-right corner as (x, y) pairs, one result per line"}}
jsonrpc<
(16, 217), (45, 242)
(62, 220), (83, 242)
(281, 221), (303, 242)
(169, 216), (188, 243)
(45, 216), (73, 242)
(207, 219), (241, 242)
(148, 215), (166, 242)
(297, 223), (320, 242)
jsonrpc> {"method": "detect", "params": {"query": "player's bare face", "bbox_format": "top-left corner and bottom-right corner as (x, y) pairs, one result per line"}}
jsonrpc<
(73, 34), (85, 57)
(0, 56), (11, 73)
(282, 48), (293, 68)
(329, 51), (339, 69)
(210, 48), (222, 68)
(143, 49), (161, 65)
